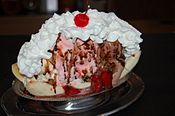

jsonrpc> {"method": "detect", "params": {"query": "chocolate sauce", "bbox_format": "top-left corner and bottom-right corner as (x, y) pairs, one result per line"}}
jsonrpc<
(47, 78), (57, 93)
(95, 40), (126, 72)
(46, 35), (125, 88)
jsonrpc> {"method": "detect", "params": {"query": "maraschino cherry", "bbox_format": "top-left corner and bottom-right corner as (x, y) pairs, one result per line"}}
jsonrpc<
(74, 13), (89, 28)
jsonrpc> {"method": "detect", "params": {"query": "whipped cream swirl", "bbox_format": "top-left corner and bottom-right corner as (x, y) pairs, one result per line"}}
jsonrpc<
(17, 9), (143, 77)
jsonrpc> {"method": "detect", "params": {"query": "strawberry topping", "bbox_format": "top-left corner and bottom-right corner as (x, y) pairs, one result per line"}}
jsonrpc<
(63, 85), (80, 96)
(101, 70), (113, 89)
(91, 75), (103, 92)
(91, 69), (113, 93)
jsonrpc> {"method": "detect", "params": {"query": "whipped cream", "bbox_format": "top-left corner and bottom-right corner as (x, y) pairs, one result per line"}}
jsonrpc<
(17, 9), (142, 77)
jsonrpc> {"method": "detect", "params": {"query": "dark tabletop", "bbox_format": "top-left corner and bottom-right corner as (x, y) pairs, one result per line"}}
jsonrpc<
(0, 33), (175, 116)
